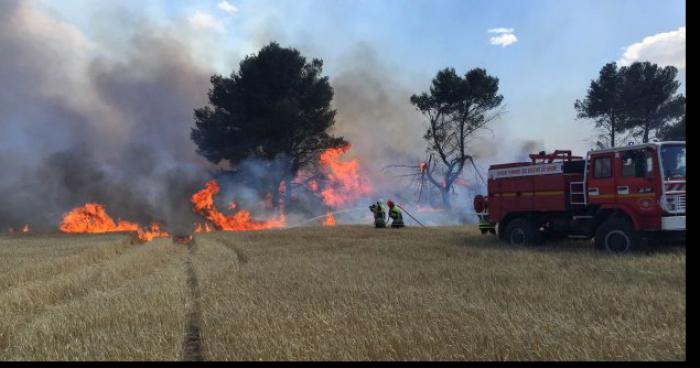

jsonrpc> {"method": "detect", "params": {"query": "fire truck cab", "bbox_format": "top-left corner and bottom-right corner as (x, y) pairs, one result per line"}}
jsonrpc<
(475, 141), (686, 252)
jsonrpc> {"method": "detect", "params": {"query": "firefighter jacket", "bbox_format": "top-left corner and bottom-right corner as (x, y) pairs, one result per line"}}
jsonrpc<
(369, 202), (387, 228)
(389, 206), (405, 228)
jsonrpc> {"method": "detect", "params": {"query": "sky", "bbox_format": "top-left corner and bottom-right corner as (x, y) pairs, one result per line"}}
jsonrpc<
(31, 0), (688, 155)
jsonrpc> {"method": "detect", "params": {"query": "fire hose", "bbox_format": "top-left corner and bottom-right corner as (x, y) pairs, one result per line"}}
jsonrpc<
(396, 204), (426, 227)
(285, 205), (428, 228)
(285, 207), (367, 229)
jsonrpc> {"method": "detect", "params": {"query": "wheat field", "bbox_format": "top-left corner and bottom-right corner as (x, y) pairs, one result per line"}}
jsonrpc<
(0, 226), (685, 361)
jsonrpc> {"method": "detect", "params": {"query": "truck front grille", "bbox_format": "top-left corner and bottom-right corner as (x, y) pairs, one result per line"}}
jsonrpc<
(665, 194), (686, 213)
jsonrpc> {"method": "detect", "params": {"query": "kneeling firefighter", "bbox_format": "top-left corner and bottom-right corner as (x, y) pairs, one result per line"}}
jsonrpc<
(386, 200), (405, 228)
(369, 201), (387, 228)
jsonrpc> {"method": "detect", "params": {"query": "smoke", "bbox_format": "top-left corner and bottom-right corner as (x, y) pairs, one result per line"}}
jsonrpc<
(328, 43), (533, 221)
(0, 0), (210, 232)
(1, 0), (545, 232)
(331, 43), (425, 194)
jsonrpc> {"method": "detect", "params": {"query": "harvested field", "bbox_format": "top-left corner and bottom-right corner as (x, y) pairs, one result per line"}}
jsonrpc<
(0, 226), (686, 361)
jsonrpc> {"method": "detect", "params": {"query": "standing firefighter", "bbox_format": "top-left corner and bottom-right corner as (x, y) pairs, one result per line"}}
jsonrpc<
(386, 200), (405, 228)
(369, 201), (387, 228)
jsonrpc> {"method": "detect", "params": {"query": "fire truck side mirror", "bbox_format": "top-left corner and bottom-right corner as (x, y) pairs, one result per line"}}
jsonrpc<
(646, 157), (654, 177)
(645, 150), (655, 178)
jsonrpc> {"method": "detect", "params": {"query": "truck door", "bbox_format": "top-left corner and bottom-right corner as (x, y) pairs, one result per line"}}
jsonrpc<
(616, 148), (658, 210)
(587, 153), (616, 205)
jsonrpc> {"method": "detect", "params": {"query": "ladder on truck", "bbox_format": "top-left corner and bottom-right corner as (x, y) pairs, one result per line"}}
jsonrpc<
(569, 181), (586, 206)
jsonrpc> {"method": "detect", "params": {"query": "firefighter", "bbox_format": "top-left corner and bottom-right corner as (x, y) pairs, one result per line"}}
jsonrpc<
(369, 201), (387, 228)
(386, 200), (405, 228)
(478, 215), (495, 234)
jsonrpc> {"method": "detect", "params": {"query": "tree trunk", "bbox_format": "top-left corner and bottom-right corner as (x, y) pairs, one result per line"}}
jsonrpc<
(440, 176), (452, 210)
(611, 124), (616, 147)
(441, 188), (451, 210)
(611, 130), (615, 147)
(610, 113), (616, 147)
(643, 123), (650, 143)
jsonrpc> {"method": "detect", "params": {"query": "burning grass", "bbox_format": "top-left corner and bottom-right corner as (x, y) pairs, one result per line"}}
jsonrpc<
(52, 146), (372, 240)
(59, 203), (169, 242)
(192, 180), (286, 232)
(323, 212), (336, 226)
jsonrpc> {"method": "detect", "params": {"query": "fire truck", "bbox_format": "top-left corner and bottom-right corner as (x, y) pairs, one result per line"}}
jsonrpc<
(473, 141), (686, 252)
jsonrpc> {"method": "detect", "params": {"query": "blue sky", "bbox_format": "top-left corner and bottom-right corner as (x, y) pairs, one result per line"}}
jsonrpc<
(38, 0), (685, 155)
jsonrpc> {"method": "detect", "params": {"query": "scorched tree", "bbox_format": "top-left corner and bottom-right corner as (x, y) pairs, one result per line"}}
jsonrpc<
(410, 67), (503, 210)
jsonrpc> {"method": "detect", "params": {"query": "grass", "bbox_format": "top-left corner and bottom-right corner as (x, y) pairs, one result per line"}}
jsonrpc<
(0, 226), (686, 360)
(0, 234), (187, 360)
(194, 226), (685, 361)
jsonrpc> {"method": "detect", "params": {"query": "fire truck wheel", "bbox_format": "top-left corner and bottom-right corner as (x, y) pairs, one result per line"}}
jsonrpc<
(505, 218), (543, 246)
(594, 218), (641, 253)
(545, 231), (568, 242)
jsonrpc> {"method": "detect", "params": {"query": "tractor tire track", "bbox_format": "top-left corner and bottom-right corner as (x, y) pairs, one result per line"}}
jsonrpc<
(182, 241), (204, 361)
(1, 239), (170, 354)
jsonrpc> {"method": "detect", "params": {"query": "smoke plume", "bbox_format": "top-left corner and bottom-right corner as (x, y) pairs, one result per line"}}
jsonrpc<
(0, 0), (210, 232)
(1, 0), (539, 231)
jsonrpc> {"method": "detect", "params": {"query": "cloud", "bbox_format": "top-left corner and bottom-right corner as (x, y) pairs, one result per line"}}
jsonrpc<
(489, 34), (517, 47)
(217, 1), (239, 15)
(618, 26), (685, 69)
(188, 10), (225, 33)
(488, 27), (517, 47)
(488, 28), (514, 34)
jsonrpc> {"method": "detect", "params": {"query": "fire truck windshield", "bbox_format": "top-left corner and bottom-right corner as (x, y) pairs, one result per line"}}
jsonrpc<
(660, 144), (686, 180)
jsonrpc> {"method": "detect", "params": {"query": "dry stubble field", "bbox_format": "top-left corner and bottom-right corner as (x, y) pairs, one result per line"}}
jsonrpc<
(0, 226), (685, 361)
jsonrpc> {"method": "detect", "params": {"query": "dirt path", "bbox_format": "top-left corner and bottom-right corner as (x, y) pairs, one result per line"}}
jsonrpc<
(182, 242), (204, 361)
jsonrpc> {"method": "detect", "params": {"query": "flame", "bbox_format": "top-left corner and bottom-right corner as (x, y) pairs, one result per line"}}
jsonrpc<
(59, 203), (168, 241)
(419, 162), (427, 173)
(136, 223), (169, 242)
(194, 222), (214, 233)
(323, 212), (336, 226)
(60, 203), (140, 233)
(308, 179), (319, 192)
(191, 180), (286, 231)
(453, 178), (477, 189)
(21, 224), (29, 233)
(317, 145), (372, 207)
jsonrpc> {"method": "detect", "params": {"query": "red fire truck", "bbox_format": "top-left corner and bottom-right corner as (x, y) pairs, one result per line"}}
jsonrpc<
(474, 141), (685, 252)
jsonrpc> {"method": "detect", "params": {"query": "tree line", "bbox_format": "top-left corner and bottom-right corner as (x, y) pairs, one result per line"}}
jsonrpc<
(575, 62), (685, 147)
(190, 42), (685, 210)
